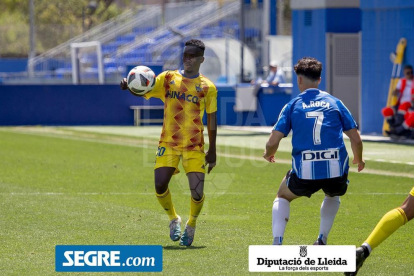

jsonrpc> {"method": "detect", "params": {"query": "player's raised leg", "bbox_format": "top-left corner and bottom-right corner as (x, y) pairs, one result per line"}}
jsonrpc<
(272, 174), (300, 245)
(180, 172), (205, 246)
(155, 167), (181, 241)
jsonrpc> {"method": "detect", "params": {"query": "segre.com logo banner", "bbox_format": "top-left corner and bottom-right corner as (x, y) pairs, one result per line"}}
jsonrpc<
(55, 245), (162, 272)
(249, 245), (355, 272)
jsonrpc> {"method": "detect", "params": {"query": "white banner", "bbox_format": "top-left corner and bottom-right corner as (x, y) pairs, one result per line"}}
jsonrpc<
(249, 245), (356, 272)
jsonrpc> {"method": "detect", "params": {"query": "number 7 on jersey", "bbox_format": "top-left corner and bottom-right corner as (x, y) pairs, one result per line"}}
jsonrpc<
(306, 111), (324, 145)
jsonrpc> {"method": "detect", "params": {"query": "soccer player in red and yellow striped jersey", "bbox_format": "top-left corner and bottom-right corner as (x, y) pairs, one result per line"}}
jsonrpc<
(120, 39), (217, 246)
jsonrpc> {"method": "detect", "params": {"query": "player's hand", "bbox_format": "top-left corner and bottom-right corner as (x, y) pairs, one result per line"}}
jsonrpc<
(353, 158), (365, 172)
(205, 150), (216, 174)
(263, 151), (275, 163)
(120, 78), (129, 90)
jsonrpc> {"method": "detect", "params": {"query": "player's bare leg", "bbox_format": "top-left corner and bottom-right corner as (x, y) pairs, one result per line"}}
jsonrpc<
(272, 177), (300, 245)
(154, 167), (182, 241)
(180, 172), (205, 246)
(400, 194), (414, 221)
(276, 177), (300, 202)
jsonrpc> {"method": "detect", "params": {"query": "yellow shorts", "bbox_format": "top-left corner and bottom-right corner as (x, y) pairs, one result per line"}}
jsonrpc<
(410, 187), (414, 197)
(154, 142), (206, 175)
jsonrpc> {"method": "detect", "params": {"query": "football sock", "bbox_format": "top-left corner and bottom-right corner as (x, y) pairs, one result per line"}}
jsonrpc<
(361, 242), (372, 255)
(156, 189), (178, 221)
(318, 196), (340, 244)
(272, 197), (290, 245)
(364, 207), (408, 250)
(188, 194), (205, 227)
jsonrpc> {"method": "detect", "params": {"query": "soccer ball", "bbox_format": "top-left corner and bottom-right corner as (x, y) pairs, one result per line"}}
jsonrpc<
(126, 66), (156, 96)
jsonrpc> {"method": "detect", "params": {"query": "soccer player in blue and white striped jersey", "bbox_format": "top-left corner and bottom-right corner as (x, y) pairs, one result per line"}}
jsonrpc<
(263, 57), (365, 246)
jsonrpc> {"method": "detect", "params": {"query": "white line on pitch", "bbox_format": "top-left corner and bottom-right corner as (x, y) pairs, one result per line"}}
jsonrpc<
(1, 192), (410, 196)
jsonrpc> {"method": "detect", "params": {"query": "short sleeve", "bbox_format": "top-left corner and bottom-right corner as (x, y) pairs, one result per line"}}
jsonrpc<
(206, 84), (218, 114)
(143, 71), (167, 101)
(337, 100), (357, 131)
(273, 103), (291, 136)
(396, 79), (402, 90)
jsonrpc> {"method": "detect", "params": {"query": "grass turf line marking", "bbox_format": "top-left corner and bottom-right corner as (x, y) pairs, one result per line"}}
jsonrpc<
(2, 128), (414, 179)
(1, 192), (410, 196)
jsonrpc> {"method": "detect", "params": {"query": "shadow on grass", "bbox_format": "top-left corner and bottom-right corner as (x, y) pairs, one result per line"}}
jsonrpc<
(163, 245), (207, 250)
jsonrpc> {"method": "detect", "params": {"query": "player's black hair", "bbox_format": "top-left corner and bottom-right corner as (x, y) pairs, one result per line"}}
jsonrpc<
(294, 57), (322, 81)
(185, 39), (205, 51)
(403, 65), (413, 71)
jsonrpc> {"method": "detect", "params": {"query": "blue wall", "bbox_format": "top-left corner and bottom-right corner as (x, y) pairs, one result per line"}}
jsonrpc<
(292, 8), (361, 96)
(0, 59), (27, 72)
(292, 9), (327, 96)
(326, 9), (361, 33)
(361, 6), (414, 133)
(0, 85), (162, 126)
(0, 85), (290, 127)
(361, 0), (414, 10)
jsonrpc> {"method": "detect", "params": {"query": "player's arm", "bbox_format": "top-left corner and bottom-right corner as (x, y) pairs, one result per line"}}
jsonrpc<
(344, 128), (365, 172)
(120, 71), (168, 99)
(263, 130), (284, 163)
(205, 111), (217, 174)
(393, 79), (402, 96)
(393, 87), (400, 96)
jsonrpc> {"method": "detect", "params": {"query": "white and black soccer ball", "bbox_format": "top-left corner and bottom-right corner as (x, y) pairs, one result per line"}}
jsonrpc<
(126, 66), (156, 96)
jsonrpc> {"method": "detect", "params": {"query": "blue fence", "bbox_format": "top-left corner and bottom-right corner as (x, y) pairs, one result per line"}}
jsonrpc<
(0, 85), (290, 127)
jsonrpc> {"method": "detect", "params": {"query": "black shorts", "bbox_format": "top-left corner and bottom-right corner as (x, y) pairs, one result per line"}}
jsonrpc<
(285, 170), (348, 198)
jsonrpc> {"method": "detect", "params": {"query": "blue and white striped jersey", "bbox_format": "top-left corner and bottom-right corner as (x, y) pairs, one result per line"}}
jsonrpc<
(273, 88), (357, 180)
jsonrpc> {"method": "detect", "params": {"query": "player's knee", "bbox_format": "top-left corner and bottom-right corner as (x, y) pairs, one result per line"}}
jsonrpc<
(324, 195), (341, 203)
(191, 192), (203, 202)
(401, 201), (414, 222)
(154, 180), (169, 194)
(276, 194), (293, 202)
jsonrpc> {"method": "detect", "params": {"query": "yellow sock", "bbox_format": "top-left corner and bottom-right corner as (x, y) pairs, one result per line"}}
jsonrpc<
(365, 207), (408, 249)
(156, 189), (178, 221)
(188, 194), (205, 227)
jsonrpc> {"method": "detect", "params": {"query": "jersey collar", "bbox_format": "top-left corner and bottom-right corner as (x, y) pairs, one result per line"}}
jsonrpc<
(302, 88), (320, 94)
(179, 70), (200, 79)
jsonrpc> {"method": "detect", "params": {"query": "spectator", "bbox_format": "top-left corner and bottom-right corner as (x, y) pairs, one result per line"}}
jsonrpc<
(382, 65), (414, 135)
(252, 60), (286, 86)
(264, 60), (286, 86)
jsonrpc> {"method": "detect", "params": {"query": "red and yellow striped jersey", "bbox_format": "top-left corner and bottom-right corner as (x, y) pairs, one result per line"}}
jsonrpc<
(143, 70), (217, 151)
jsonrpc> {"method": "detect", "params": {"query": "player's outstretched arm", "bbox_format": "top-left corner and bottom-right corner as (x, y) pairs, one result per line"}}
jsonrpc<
(263, 130), (284, 163)
(205, 111), (217, 174)
(344, 128), (365, 172)
(120, 78), (143, 97)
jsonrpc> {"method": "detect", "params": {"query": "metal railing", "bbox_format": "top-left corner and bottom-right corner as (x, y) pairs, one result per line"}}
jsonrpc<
(29, 8), (139, 67)
(115, 1), (218, 58)
(151, 1), (240, 60)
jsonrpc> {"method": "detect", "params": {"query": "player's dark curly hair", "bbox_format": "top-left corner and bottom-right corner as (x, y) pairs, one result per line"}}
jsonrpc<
(294, 57), (322, 81)
(185, 39), (205, 51)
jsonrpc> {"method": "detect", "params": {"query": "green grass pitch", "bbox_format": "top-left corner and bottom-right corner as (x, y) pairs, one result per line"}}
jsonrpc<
(0, 126), (413, 275)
